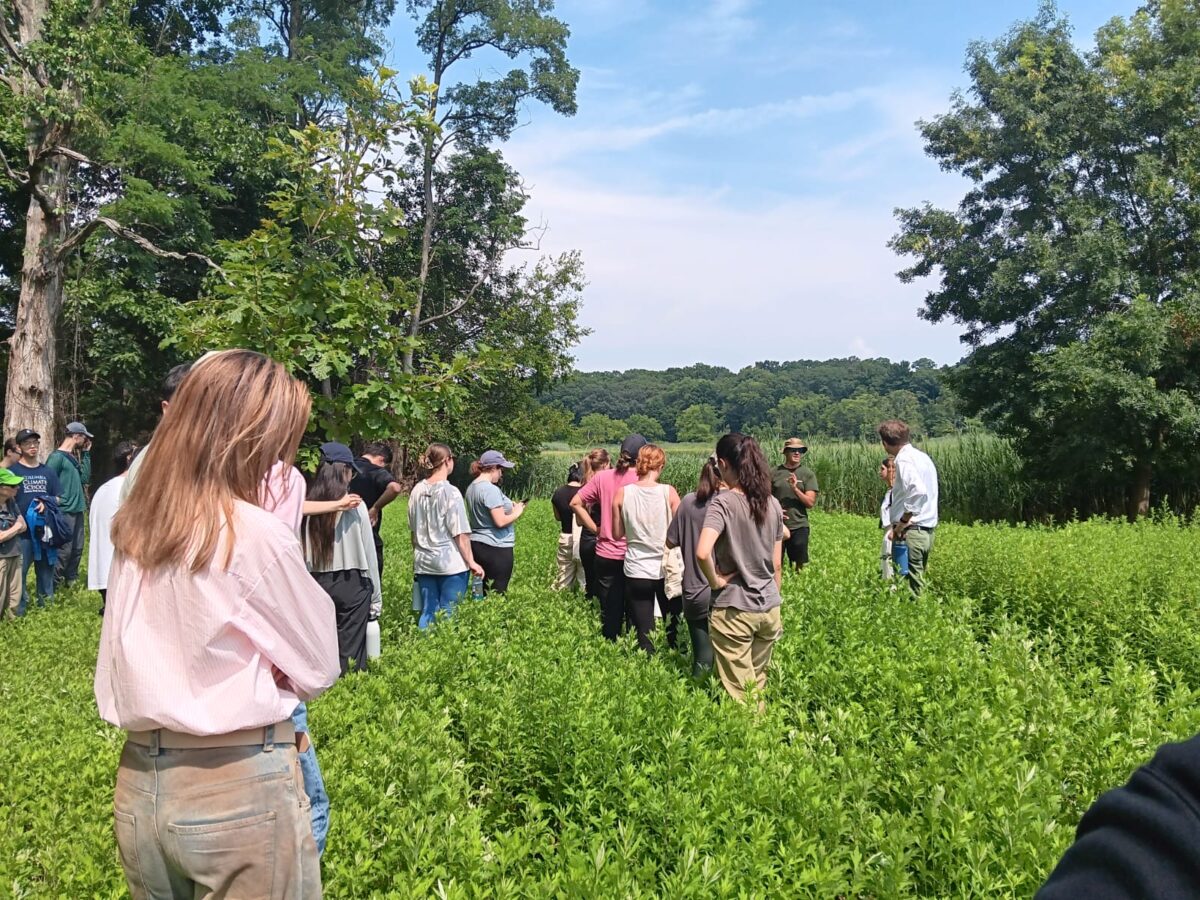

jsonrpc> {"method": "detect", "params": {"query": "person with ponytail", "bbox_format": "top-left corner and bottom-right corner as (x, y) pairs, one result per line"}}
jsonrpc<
(576, 448), (610, 601)
(465, 450), (525, 595)
(302, 443), (382, 674)
(97, 350), (338, 897)
(571, 435), (645, 641)
(666, 454), (725, 677)
(696, 433), (786, 707)
(409, 443), (484, 628)
(612, 445), (681, 653)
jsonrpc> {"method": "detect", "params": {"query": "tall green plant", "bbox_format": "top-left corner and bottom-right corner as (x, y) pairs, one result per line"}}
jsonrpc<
(173, 74), (475, 443)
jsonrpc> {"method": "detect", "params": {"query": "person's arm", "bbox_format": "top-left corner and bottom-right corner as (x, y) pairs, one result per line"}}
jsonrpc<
(668, 486), (681, 516)
(303, 494), (362, 516)
(238, 544), (340, 700)
(665, 508), (680, 551)
(571, 480), (600, 534)
(0, 517), (26, 541)
(455, 532), (485, 578)
(489, 501), (524, 528)
(696, 527), (729, 591)
(773, 539), (783, 590)
(789, 470), (818, 509)
(611, 487), (626, 541)
(890, 460), (927, 540)
(369, 480), (402, 527)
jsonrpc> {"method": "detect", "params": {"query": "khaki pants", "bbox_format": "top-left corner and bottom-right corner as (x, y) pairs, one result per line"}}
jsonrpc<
(0, 555), (21, 619)
(114, 740), (321, 899)
(553, 532), (585, 591)
(905, 527), (934, 595)
(710, 605), (783, 708)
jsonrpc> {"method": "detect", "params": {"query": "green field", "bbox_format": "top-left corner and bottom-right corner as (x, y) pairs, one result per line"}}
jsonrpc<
(3, 503), (1199, 897)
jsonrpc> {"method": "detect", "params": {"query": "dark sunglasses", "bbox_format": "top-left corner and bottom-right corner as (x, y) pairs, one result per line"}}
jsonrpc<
(784, 447), (807, 454)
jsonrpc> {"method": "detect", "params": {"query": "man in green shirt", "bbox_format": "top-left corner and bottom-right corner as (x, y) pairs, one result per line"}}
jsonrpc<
(770, 436), (819, 568)
(47, 421), (92, 587)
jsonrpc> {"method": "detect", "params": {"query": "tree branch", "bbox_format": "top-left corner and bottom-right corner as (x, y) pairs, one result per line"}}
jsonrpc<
(57, 215), (226, 277)
(45, 145), (99, 167)
(419, 264), (494, 328)
(0, 145), (26, 185)
(0, 14), (45, 87)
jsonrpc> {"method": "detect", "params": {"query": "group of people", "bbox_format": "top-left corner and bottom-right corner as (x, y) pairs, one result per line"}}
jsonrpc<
(0, 421), (95, 618)
(541, 422), (940, 705)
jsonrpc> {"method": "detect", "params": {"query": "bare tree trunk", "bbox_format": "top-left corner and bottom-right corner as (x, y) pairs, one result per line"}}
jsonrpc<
(4, 141), (69, 455)
(403, 136), (436, 376)
(1127, 458), (1152, 522)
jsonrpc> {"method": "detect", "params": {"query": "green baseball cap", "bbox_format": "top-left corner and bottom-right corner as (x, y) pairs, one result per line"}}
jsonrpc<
(0, 468), (24, 487)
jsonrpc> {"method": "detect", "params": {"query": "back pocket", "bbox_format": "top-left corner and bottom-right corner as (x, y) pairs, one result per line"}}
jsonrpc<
(168, 811), (277, 897)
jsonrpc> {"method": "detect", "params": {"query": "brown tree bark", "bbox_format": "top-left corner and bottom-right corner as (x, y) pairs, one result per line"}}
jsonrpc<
(1127, 458), (1153, 522)
(4, 153), (69, 450)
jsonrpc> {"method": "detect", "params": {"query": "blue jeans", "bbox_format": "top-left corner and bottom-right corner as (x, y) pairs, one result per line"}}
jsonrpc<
(417, 572), (470, 629)
(16, 535), (55, 615)
(291, 702), (329, 855)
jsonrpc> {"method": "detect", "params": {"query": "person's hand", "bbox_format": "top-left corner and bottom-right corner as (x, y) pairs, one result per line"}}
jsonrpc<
(513, 501), (526, 517)
(788, 473), (798, 489)
(367, 505), (380, 527)
(34, 499), (45, 514)
(710, 569), (733, 591)
(469, 561), (485, 578)
(336, 493), (362, 512)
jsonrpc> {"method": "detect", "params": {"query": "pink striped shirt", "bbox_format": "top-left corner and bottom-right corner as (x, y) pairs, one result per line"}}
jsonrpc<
(94, 500), (340, 735)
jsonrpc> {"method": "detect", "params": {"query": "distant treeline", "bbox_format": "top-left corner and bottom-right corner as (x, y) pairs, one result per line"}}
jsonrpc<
(540, 357), (970, 443)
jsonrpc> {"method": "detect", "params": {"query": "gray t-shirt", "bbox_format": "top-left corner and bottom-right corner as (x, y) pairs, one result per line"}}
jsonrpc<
(666, 492), (713, 620)
(465, 479), (515, 548)
(702, 491), (785, 612)
(408, 479), (471, 576)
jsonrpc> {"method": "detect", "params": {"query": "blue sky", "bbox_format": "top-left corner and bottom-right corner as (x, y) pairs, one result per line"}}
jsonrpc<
(385, 0), (1134, 372)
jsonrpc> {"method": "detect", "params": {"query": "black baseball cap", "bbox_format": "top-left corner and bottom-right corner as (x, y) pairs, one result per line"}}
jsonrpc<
(14, 429), (39, 444)
(620, 434), (648, 458)
(319, 442), (361, 470)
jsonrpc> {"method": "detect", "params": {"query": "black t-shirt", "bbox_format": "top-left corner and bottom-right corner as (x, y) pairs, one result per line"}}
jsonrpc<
(348, 459), (395, 535)
(551, 484), (580, 535)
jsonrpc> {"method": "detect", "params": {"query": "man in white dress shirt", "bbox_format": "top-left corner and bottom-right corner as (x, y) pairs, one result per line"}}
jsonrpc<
(878, 419), (939, 595)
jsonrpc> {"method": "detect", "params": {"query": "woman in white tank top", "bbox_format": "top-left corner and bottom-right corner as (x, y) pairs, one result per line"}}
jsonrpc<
(613, 445), (681, 653)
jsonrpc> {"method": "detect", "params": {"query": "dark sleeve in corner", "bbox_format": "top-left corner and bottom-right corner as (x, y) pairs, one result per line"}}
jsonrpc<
(1037, 734), (1200, 900)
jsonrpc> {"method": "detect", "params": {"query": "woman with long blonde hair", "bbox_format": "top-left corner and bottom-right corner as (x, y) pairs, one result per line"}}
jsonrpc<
(96, 350), (339, 899)
(576, 448), (609, 601)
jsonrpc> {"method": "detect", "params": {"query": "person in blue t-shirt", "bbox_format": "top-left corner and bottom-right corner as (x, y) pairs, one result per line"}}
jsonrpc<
(8, 428), (63, 613)
(465, 450), (525, 595)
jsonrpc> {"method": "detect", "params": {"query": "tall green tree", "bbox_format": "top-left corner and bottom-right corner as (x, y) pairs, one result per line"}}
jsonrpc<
(891, 2), (1200, 518)
(174, 84), (474, 444)
(401, 0), (579, 375)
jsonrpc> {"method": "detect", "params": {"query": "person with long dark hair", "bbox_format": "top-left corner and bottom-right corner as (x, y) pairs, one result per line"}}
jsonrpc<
(465, 450), (525, 595)
(667, 455), (724, 677)
(613, 445), (681, 653)
(302, 442), (382, 674)
(97, 350), (338, 897)
(576, 448), (609, 601)
(410, 443), (484, 628)
(551, 463), (586, 592)
(571, 435), (645, 641)
(696, 433), (785, 707)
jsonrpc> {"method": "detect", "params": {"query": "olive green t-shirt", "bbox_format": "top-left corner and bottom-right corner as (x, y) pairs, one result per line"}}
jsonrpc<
(47, 449), (86, 514)
(771, 464), (818, 531)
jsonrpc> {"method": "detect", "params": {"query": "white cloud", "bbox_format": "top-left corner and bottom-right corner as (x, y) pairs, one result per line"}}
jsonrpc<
(509, 172), (966, 371)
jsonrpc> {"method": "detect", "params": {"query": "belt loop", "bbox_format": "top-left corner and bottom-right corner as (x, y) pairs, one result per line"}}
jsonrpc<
(263, 723), (275, 752)
(148, 729), (161, 757)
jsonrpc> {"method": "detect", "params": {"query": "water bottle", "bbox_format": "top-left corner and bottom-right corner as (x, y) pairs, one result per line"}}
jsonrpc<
(892, 538), (910, 577)
(366, 620), (381, 659)
(472, 574), (486, 600)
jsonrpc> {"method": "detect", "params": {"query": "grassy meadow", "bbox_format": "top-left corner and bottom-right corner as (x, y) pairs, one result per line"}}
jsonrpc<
(3, 502), (1200, 897)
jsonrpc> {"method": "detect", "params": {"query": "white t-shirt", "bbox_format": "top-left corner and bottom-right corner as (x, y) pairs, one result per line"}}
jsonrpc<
(621, 483), (672, 579)
(408, 478), (470, 576)
(88, 475), (126, 591)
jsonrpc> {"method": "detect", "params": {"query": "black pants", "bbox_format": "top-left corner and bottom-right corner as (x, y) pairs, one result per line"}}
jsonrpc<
(56, 511), (85, 586)
(372, 532), (385, 575)
(784, 525), (810, 567)
(314, 570), (372, 674)
(471, 541), (514, 595)
(594, 555), (626, 641)
(97, 588), (106, 617)
(625, 577), (682, 654)
(579, 539), (599, 600)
